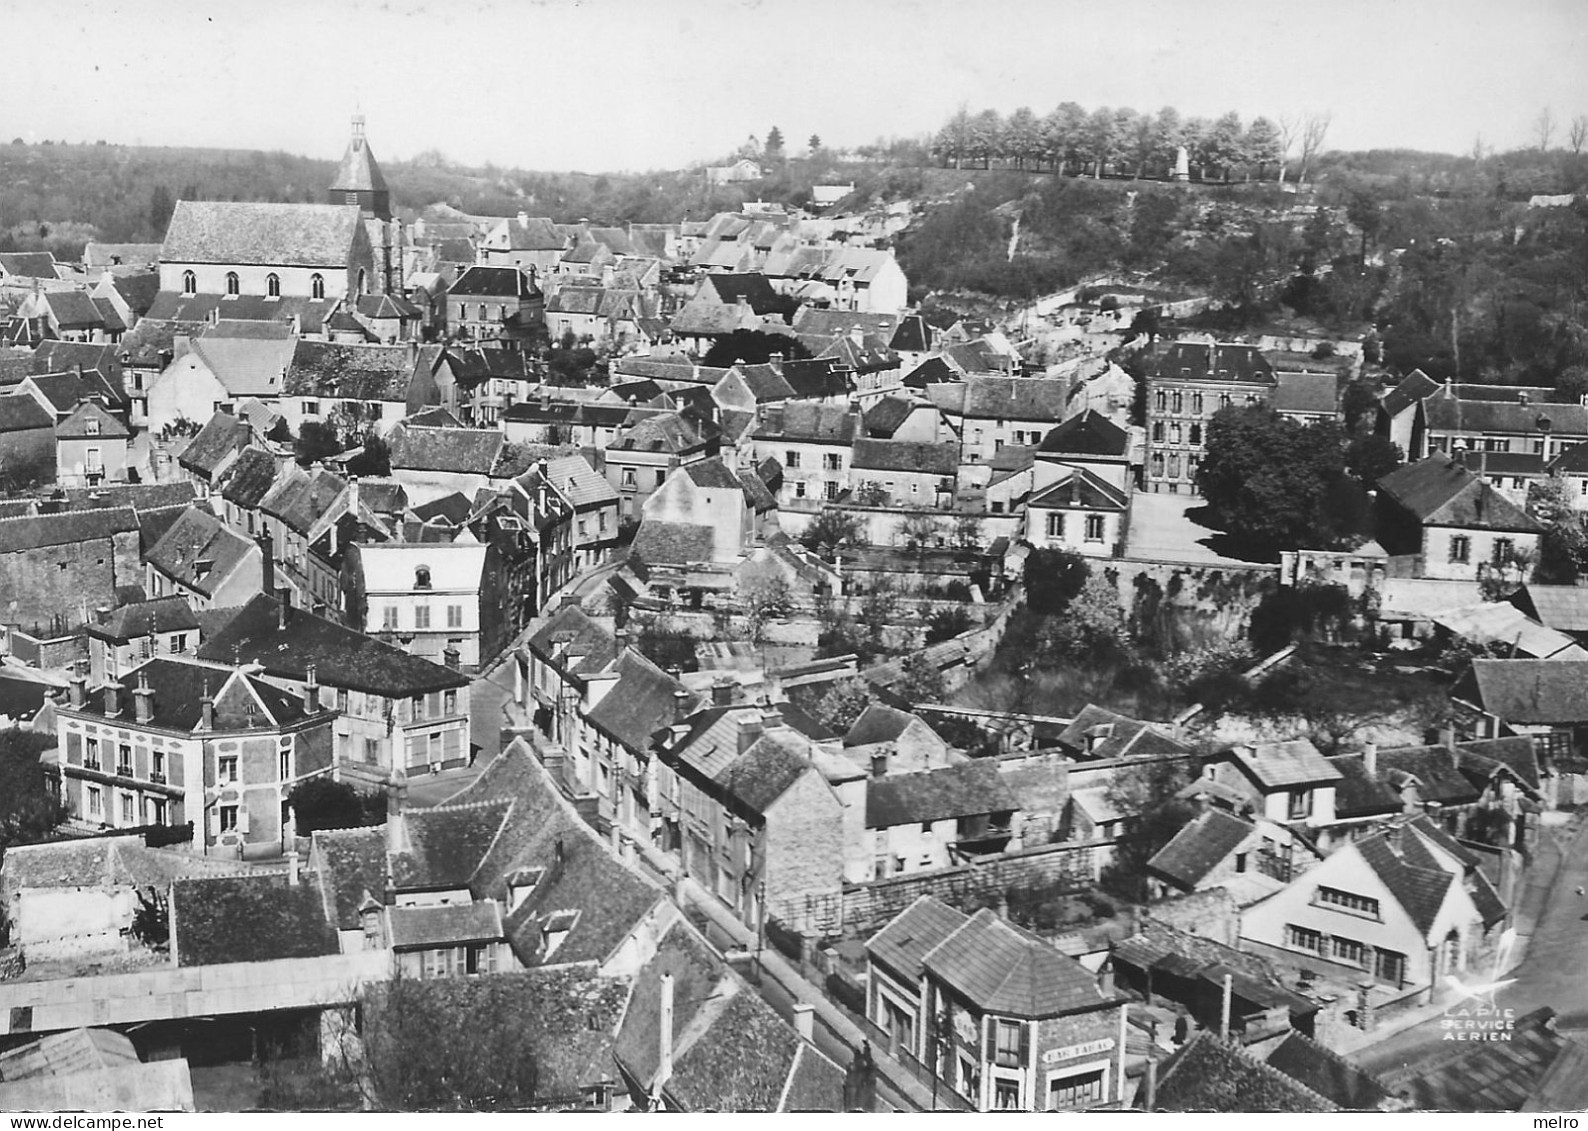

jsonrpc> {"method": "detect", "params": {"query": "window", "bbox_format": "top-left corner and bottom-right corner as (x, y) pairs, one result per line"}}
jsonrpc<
(1286, 923), (1324, 953)
(303, 400), (320, 416)
(219, 805), (238, 833)
(364, 738), (381, 763)
(824, 453), (842, 471)
(280, 749), (291, 781)
(88, 786), (103, 818)
(1318, 886), (1381, 918)
(1331, 935), (1366, 965)
(1085, 514), (1106, 542)
(357, 268), (367, 296)
(1049, 1068), (1106, 1111)
(266, 273), (280, 297)
(1154, 390), (1167, 411)
(85, 737), (101, 770)
(310, 273), (325, 300)
(1449, 535), (1471, 564)
(120, 793), (134, 824)
(171, 632), (188, 653)
(1046, 513), (1065, 539)
(794, 480), (807, 498)
(1169, 423), (1182, 445)
(117, 744), (132, 776)
(218, 755), (238, 783)
(415, 605), (431, 629)
(1172, 391), (1183, 413)
(994, 1079), (1022, 1110)
(598, 511), (608, 532)
(411, 696), (423, 720)
(447, 604), (463, 628)
(1375, 948), (1407, 985)
(1288, 788), (1313, 819)
(414, 566), (432, 589)
(1151, 423), (1164, 442)
(785, 451), (802, 469)
(1220, 393), (1232, 409)
(444, 690), (458, 716)
(151, 749), (165, 783)
(336, 687), (349, 712)
(825, 481), (840, 501)
(994, 1019), (1023, 1068)
(1150, 453), (1164, 477)
(1167, 454), (1180, 479)
(1493, 538), (1514, 566)
(1189, 423), (1202, 445)
(654, 468), (666, 487)
(225, 272), (239, 296)
(382, 605), (399, 630)
(621, 467), (637, 489)
(85, 417), (100, 436)
(181, 270), (196, 295)
(1192, 392), (1204, 415)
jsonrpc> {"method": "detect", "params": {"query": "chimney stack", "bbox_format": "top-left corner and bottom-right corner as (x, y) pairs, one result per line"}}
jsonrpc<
(870, 751), (889, 779)
(305, 663), (320, 711)
(1363, 741), (1377, 778)
(257, 530), (275, 596)
(656, 973), (675, 1103)
(103, 681), (122, 718)
(792, 1003), (815, 1042)
(277, 586), (293, 629)
(199, 683), (215, 731)
(673, 689), (692, 724)
(133, 670), (155, 724)
(443, 646), (461, 671)
(68, 670), (87, 708)
(287, 850), (300, 886)
(712, 678), (734, 707)
(385, 770), (410, 856)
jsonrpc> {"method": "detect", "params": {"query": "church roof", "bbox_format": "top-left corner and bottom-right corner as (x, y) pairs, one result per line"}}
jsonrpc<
(160, 201), (364, 267)
(330, 121), (388, 194)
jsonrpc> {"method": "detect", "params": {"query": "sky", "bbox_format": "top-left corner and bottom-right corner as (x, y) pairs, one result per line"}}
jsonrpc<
(10, 0), (1588, 172)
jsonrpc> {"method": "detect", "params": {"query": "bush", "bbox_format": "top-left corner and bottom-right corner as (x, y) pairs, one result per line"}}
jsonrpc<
(925, 604), (973, 645)
(288, 778), (386, 836)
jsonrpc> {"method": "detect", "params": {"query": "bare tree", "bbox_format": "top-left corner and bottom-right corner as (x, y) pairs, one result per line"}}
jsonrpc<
(1570, 115), (1587, 157)
(1471, 134), (1488, 163)
(1298, 111), (1332, 183)
(1276, 115), (1298, 183)
(1536, 106), (1557, 152)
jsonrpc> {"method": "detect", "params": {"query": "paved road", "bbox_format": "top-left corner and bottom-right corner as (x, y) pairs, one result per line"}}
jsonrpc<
(1357, 814), (1588, 1079)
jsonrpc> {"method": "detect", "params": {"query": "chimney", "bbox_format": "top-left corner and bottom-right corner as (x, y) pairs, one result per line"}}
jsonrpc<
(199, 684), (215, 731)
(304, 663), (320, 711)
(287, 850), (300, 886)
(1220, 972), (1233, 1039)
(769, 352), (783, 366)
(1362, 741), (1377, 779)
(68, 670), (87, 708)
(277, 586), (293, 629)
(385, 770), (410, 857)
(712, 677), (735, 707)
(133, 670), (155, 724)
(792, 1003), (815, 1042)
(656, 973), (675, 1101)
(347, 475), (360, 521)
(737, 714), (765, 755)
(1144, 1056), (1159, 1113)
(443, 646), (461, 670)
(870, 751), (889, 779)
(103, 681), (122, 718)
(257, 531), (275, 595)
(94, 605), (111, 626)
(673, 689), (692, 724)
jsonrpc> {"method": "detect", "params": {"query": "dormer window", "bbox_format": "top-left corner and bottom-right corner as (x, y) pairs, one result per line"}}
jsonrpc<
(181, 270), (196, 296)
(541, 910), (580, 960)
(225, 272), (240, 297)
(506, 867), (545, 913)
(85, 418), (100, 436)
(414, 565), (432, 589)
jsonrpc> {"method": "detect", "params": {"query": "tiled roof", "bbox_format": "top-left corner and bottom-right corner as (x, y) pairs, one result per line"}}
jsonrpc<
(84, 242), (161, 269)
(539, 454), (617, 509)
(90, 296), (126, 333)
(43, 291), (104, 330)
(1273, 371), (1340, 415)
(865, 761), (1017, 828)
(176, 412), (252, 475)
(161, 201), (364, 267)
(68, 657), (312, 732)
(392, 799), (513, 891)
(889, 313), (931, 353)
(1154, 1032), (1335, 1112)
(843, 703), (923, 747)
(1377, 454), (1542, 531)
(700, 273), (783, 314)
(1453, 659), (1588, 724)
(1381, 369), (1440, 416)
(630, 520), (717, 567)
(1147, 808), (1255, 889)
(145, 293), (336, 333)
(526, 603), (617, 676)
(216, 448), (278, 511)
(0, 253), (57, 279)
(1459, 735), (1541, 792)
(1375, 744), (1483, 806)
(929, 375), (1069, 422)
(1039, 409), (1129, 457)
(388, 423), (505, 474)
(1113, 918), (1314, 1017)
(145, 506), (257, 595)
(448, 266), (537, 298)
(792, 310), (903, 342)
(862, 395), (914, 438)
(585, 650), (693, 753)
(753, 402), (856, 444)
(1326, 752), (1404, 818)
(388, 901), (503, 949)
(2, 835), (239, 892)
(865, 895), (968, 981)
(1263, 1031), (1395, 1111)
(259, 465), (346, 535)
(199, 593), (467, 696)
(1232, 739), (1342, 789)
(172, 873), (339, 966)
(1425, 391), (1588, 437)
(922, 908), (1112, 1018)
(0, 392), (52, 433)
(311, 826), (387, 929)
(24, 371), (93, 413)
(1355, 830), (1454, 937)
(88, 595), (198, 642)
(902, 356), (959, 389)
(781, 358), (851, 399)
(1152, 341), (1276, 386)
(1515, 584), (1588, 632)
(711, 728), (821, 817)
(284, 340), (416, 399)
(1400, 1007), (1565, 1110)
(0, 505), (138, 553)
(850, 438), (957, 475)
(188, 333), (298, 398)
(497, 216), (567, 251)
(610, 410), (718, 454)
(734, 362), (797, 402)
(1028, 467), (1130, 511)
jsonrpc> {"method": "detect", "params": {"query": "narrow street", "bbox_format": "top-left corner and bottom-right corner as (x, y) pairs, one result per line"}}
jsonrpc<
(1357, 813), (1588, 1079)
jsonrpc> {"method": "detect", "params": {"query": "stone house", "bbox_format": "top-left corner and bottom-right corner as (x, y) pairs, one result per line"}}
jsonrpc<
(1375, 453), (1544, 582)
(1145, 341), (1275, 494)
(0, 506), (142, 634)
(55, 401), (131, 488)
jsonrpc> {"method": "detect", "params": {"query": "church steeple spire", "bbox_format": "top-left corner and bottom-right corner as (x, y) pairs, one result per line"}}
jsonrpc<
(329, 116), (390, 221)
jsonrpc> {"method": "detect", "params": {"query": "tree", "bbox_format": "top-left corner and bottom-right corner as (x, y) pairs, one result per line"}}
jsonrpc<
(743, 576), (794, 643)
(1198, 406), (1361, 550)
(1340, 379), (1381, 433)
(764, 126), (785, 160)
(0, 730), (64, 849)
(1084, 105), (1119, 177)
(1558, 365), (1588, 402)
(968, 109), (1004, 169)
(1528, 473), (1588, 583)
(345, 432), (392, 478)
(800, 508), (865, 559)
(807, 133), (822, 155)
(295, 420), (343, 465)
(131, 887), (169, 948)
(951, 512), (984, 552)
(1044, 102), (1088, 175)
(1024, 547), (1090, 615)
(1298, 111), (1332, 183)
(1535, 106), (1557, 152)
(1004, 107), (1042, 170)
(1205, 111), (1245, 181)
(1152, 106), (1183, 174)
(935, 105), (974, 168)
(897, 508), (939, 551)
(1037, 574), (1130, 661)
(1277, 114), (1299, 183)
(148, 184), (175, 236)
(925, 604), (973, 645)
(288, 777), (385, 836)
(854, 482), (890, 507)
(895, 651), (947, 708)
(701, 329), (810, 367)
(1344, 433), (1403, 484)
(1243, 116), (1283, 181)
(1570, 116), (1587, 157)
(1099, 758), (1197, 902)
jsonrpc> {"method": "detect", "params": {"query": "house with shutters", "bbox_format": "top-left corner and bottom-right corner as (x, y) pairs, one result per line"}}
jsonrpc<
(340, 542), (493, 671)
(144, 324), (299, 433)
(750, 402), (858, 509)
(278, 340), (444, 438)
(603, 410), (723, 523)
(513, 455), (621, 576)
(865, 761), (1019, 878)
(927, 376), (1070, 465)
(865, 896), (1129, 1112)
(1190, 738), (1343, 831)
(1145, 341), (1276, 494)
(1375, 453), (1544, 582)
(143, 505), (267, 611)
(479, 214), (574, 278)
(199, 593), (471, 784)
(85, 596), (203, 684)
(54, 401), (131, 488)
(445, 266), (544, 347)
(1239, 817), (1508, 1000)
(47, 656), (336, 857)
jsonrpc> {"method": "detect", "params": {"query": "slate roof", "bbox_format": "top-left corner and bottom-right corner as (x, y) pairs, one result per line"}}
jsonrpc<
(753, 402), (856, 444)
(310, 826), (387, 929)
(1039, 409), (1129, 457)
(1374, 744), (1484, 806)
(927, 375), (1070, 423)
(1381, 369), (1441, 416)
(216, 447), (279, 509)
(172, 873), (339, 967)
(1232, 739), (1342, 789)
(87, 595), (198, 642)
(330, 130), (387, 193)
(865, 895), (968, 982)
(1028, 467), (1130, 510)
(1514, 584), (1588, 633)
(1147, 809), (1256, 889)
(585, 650), (693, 753)
(0, 392), (52, 432)
(1262, 1031), (1395, 1111)
(781, 358), (851, 399)
(43, 291), (104, 330)
(496, 216), (568, 251)
(0, 505), (138, 553)
(388, 424), (505, 474)
(1355, 830), (1454, 937)
(24, 371), (94, 413)
(198, 593), (467, 696)
(631, 520), (717, 566)
(284, 340), (416, 399)
(448, 266), (537, 298)
(0, 253), (58, 279)
(161, 201), (365, 267)
(865, 761), (1017, 828)
(902, 356), (959, 389)
(176, 412), (252, 476)
(1053, 703), (1192, 759)
(700, 272), (782, 314)
(1425, 392), (1588, 438)
(862, 395), (914, 438)
(1153, 1032), (1335, 1112)
(1153, 341), (1276, 386)
(843, 703), (925, 747)
(145, 506), (257, 595)
(1273, 371), (1340, 415)
(734, 362), (797, 402)
(388, 901), (504, 949)
(921, 909), (1113, 1019)
(1453, 659), (1588, 724)
(1377, 454), (1543, 532)
(889, 313), (931, 353)
(849, 438), (957, 475)
(34, 341), (123, 385)
(1326, 752), (1404, 818)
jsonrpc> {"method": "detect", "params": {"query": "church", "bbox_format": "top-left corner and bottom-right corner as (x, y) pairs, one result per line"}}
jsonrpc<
(156, 118), (404, 305)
